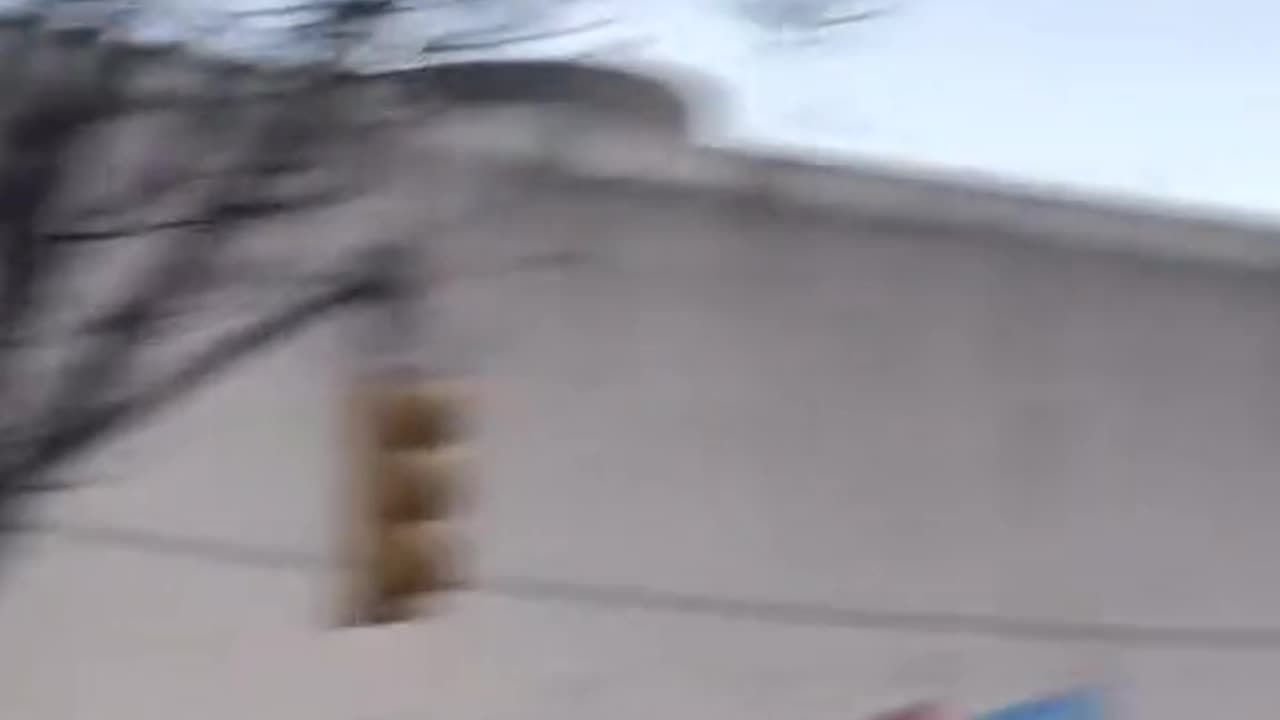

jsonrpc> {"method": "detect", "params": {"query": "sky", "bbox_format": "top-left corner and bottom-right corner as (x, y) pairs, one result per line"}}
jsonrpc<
(622, 0), (1280, 220)
(5, 0), (1279, 220)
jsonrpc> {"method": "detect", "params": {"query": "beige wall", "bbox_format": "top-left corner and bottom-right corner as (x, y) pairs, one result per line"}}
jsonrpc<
(7, 92), (1280, 718)
(411, 130), (1280, 715)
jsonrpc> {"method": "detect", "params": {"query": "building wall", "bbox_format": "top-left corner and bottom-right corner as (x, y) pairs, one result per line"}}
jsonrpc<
(399, 102), (1280, 716)
(8, 68), (1280, 718)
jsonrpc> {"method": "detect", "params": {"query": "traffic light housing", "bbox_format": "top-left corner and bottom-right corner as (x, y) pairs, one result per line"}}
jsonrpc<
(341, 376), (471, 625)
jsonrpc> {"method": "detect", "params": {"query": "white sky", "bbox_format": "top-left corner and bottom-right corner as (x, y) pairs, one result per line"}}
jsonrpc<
(621, 0), (1280, 220)
(6, 0), (1280, 220)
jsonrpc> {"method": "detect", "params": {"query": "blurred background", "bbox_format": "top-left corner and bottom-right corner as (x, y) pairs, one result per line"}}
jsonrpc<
(1, 2), (1278, 719)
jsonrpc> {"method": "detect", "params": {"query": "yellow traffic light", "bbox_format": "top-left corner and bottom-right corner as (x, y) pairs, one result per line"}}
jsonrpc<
(341, 377), (472, 626)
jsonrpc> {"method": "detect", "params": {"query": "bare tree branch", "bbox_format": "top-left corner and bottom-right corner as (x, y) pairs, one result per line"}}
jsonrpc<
(738, 0), (889, 32)
(16, 269), (369, 485)
(0, 0), (621, 572)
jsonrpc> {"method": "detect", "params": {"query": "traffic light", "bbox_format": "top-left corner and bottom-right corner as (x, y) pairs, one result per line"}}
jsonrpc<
(341, 375), (471, 625)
